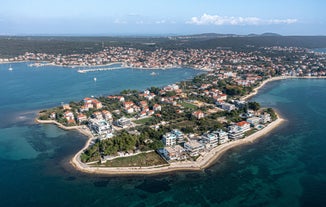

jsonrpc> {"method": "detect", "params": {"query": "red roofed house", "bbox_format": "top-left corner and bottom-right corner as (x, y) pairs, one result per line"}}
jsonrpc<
(236, 121), (251, 132)
(77, 114), (87, 124)
(64, 111), (75, 124)
(192, 110), (205, 119)
(102, 110), (113, 121)
(147, 110), (154, 116)
(153, 104), (162, 111)
(139, 101), (148, 109)
(93, 111), (103, 119)
(83, 98), (94, 109)
(92, 100), (102, 109)
(124, 101), (134, 109)
(83, 97), (102, 109)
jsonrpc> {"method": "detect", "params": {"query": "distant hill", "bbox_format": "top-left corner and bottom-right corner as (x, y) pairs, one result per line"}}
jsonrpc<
(177, 36), (326, 50)
(174, 33), (282, 39)
(0, 34), (326, 57)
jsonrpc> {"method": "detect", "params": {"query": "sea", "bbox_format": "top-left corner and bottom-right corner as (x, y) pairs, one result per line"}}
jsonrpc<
(0, 62), (325, 207)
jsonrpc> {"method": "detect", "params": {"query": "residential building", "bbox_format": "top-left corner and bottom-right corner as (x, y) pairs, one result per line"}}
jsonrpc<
(184, 140), (204, 156)
(62, 104), (71, 110)
(228, 121), (251, 140)
(88, 118), (113, 136)
(162, 133), (177, 146)
(102, 110), (113, 121)
(260, 113), (272, 124)
(237, 121), (251, 132)
(192, 110), (205, 119)
(214, 129), (229, 144)
(115, 117), (132, 128)
(153, 104), (162, 111)
(50, 112), (56, 120)
(202, 133), (218, 148)
(247, 116), (261, 126)
(77, 114), (87, 124)
(92, 111), (103, 119)
(162, 145), (186, 161)
(220, 102), (236, 112)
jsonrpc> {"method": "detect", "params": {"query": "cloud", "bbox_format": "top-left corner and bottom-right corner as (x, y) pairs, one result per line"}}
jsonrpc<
(155, 20), (166, 24)
(187, 13), (298, 26)
(113, 19), (127, 24)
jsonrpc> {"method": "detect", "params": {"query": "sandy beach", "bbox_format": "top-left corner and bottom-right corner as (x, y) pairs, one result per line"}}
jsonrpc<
(241, 75), (326, 101)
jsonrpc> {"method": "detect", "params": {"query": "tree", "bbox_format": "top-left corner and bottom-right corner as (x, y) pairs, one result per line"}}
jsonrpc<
(248, 102), (261, 111)
(149, 86), (161, 95)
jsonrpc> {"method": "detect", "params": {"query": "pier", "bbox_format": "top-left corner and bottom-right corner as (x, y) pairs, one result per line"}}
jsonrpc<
(77, 67), (124, 73)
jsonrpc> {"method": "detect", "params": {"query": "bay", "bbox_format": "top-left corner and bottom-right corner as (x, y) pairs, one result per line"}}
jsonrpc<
(0, 63), (325, 207)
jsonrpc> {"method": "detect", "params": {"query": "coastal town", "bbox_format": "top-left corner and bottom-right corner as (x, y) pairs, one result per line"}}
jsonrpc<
(30, 44), (326, 173)
(38, 67), (277, 169)
(1, 46), (325, 78)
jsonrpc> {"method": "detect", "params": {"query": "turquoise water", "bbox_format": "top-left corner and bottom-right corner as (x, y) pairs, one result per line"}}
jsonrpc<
(0, 63), (325, 206)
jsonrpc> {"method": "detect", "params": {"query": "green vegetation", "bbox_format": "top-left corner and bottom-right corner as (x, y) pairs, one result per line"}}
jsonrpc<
(244, 129), (257, 137)
(81, 128), (165, 163)
(133, 117), (154, 125)
(266, 108), (278, 121)
(2, 35), (326, 58)
(180, 102), (198, 110)
(93, 152), (168, 167)
(248, 101), (261, 111)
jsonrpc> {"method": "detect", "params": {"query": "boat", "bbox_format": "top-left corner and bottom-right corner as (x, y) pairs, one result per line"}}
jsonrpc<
(150, 71), (157, 76)
(94, 77), (97, 82)
(77, 70), (87, 73)
(8, 65), (13, 71)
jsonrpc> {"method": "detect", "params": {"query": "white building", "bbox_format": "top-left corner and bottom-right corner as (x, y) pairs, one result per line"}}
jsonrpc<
(220, 102), (236, 112)
(162, 133), (177, 146)
(246, 116), (261, 126)
(260, 113), (272, 124)
(162, 145), (186, 161)
(228, 121), (251, 140)
(201, 133), (218, 148)
(184, 140), (204, 156)
(213, 129), (229, 144)
(88, 118), (113, 136)
(115, 117), (132, 128)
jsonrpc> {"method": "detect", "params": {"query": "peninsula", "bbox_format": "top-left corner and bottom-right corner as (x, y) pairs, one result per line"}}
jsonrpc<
(32, 44), (325, 175)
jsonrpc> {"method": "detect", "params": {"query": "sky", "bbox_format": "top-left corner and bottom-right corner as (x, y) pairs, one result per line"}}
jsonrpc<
(0, 0), (325, 36)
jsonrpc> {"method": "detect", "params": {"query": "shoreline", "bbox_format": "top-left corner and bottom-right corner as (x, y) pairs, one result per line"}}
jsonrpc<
(67, 113), (285, 175)
(2, 60), (215, 72)
(241, 75), (326, 101)
(37, 75), (324, 175)
(35, 110), (285, 175)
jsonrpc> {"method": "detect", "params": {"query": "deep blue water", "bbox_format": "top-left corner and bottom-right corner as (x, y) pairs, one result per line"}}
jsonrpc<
(0, 63), (325, 207)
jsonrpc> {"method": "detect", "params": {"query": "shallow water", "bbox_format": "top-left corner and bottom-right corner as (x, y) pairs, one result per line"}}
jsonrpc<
(0, 63), (325, 206)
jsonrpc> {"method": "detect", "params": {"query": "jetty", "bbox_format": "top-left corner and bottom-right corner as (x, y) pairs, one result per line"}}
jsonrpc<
(77, 67), (124, 73)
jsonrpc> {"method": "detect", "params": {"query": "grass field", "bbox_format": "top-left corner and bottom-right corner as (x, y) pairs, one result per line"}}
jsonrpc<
(133, 117), (153, 125)
(180, 102), (198, 110)
(99, 152), (168, 167)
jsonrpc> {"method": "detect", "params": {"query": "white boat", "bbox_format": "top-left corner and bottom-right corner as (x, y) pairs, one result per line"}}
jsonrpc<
(8, 65), (13, 71)
(150, 71), (157, 76)
(77, 69), (86, 73)
(94, 77), (97, 82)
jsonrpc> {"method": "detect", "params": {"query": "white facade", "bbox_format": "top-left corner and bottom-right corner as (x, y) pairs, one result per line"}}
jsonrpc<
(162, 133), (177, 146)
(184, 140), (204, 156)
(220, 103), (236, 111)
(247, 116), (261, 126)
